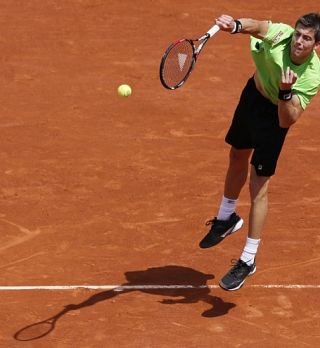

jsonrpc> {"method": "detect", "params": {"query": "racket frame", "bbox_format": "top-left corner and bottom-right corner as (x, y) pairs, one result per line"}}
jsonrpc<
(160, 38), (197, 90)
(160, 24), (220, 90)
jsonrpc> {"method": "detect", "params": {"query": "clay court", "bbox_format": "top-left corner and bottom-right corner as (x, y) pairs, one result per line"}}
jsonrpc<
(1, 1), (320, 347)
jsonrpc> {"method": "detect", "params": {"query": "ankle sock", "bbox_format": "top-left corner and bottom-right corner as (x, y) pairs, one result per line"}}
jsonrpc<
(240, 237), (261, 266)
(217, 195), (237, 221)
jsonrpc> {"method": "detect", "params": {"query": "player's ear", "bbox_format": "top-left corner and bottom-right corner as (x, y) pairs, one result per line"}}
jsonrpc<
(315, 40), (320, 53)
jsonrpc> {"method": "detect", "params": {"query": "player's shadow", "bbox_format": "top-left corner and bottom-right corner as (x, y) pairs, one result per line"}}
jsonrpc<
(14, 265), (236, 341)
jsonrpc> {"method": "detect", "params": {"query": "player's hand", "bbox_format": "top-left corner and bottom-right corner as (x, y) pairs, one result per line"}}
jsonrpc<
(215, 15), (236, 32)
(280, 67), (298, 90)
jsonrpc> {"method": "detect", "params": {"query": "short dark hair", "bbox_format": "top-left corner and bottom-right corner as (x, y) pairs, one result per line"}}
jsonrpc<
(295, 13), (320, 42)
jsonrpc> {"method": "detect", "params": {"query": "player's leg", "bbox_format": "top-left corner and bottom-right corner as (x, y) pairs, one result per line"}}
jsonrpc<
(219, 165), (270, 291)
(199, 147), (251, 249)
(248, 165), (270, 240)
(199, 76), (255, 249)
(218, 75), (289, 291)
(224, 146), (252, 200)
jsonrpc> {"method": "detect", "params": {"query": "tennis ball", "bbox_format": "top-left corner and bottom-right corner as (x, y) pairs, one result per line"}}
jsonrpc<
(117, 84), (132, 97)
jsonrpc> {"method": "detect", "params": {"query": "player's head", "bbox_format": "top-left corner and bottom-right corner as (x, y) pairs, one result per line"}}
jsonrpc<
(290, 13), (320, 64)
(295, 13), (320, 42)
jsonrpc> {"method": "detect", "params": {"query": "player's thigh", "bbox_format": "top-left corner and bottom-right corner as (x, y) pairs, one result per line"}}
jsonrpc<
(229, 147), (252, 167)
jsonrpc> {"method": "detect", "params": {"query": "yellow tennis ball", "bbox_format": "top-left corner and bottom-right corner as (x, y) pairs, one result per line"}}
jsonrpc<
(117, 84), (132, 97)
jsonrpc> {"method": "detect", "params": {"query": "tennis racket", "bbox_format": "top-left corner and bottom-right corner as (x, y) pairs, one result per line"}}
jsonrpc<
(160, 24), (220, 90)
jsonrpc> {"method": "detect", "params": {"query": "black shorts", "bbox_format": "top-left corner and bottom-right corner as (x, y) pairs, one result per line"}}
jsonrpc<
(225, 76), (289, 177)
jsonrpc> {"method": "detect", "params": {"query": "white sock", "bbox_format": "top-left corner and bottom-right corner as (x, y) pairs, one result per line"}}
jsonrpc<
(240, 237), (261, 266)
(217, 195), (237, 221)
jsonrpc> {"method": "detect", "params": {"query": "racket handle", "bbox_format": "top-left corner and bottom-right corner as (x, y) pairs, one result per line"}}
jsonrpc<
(207, 24), (220, 37)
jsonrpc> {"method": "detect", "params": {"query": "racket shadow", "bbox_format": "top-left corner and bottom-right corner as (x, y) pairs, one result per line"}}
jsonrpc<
(14, 265), (235, 341)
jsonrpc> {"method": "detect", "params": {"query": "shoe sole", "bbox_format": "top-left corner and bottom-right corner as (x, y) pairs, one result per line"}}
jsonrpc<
(199, 218), (244, 249)
(219, 265), (257, 291)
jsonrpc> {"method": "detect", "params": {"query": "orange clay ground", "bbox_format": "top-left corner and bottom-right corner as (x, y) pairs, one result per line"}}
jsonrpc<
(0, 1), (319, 347)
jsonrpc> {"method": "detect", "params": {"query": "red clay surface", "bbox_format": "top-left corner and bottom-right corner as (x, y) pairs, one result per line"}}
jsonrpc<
(1, 1), (320, 347)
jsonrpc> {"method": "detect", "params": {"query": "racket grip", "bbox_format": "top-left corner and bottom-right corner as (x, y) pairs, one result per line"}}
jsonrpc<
(207, 24), (220, 37)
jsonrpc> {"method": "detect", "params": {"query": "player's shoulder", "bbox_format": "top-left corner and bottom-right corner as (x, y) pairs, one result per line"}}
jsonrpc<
(264, 22), (294, 45)
(298, 52), (320, 97)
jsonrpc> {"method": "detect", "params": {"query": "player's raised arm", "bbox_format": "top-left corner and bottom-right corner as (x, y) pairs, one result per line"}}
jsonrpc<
(215, 15), (269, 39)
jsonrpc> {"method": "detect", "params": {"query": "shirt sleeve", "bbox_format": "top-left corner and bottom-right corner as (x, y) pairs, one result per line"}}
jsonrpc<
(263, 23), (294, 46)
(294, 76), (320, 110)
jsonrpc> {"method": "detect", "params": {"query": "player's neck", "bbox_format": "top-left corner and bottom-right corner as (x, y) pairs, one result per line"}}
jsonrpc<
(290, 51), (313, 66)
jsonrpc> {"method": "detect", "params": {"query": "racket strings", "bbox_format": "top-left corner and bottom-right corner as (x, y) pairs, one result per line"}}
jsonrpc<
(161, 40), (194, 88)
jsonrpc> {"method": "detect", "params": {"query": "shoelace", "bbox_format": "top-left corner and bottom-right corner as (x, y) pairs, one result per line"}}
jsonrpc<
(229, 259), (246, 276)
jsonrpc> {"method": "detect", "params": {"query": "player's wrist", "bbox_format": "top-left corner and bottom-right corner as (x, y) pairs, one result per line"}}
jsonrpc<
(278, 89), (292, 101)
(231, 19), (242, 34)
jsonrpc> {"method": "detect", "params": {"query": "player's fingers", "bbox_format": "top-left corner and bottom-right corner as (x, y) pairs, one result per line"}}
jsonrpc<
(224, 15), (234, 22)
(280, 67), (298, 89)
(288, 69), (298, 83)
(218, 14), (234, 22)
(215, 14), (234, 30)
(285, 66), (291, 83)
(281, 67), (288, 83)
(282, 67), (289, 82)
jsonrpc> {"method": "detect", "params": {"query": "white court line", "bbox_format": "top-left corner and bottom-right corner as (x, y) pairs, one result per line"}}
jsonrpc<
(0, 284), (319, 291)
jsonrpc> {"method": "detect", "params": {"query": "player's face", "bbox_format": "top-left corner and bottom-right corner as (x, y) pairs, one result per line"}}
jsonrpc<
(290, 24), (320, 64)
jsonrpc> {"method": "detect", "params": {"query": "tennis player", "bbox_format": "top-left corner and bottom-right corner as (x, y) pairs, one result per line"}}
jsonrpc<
(199, 13), (320, 290)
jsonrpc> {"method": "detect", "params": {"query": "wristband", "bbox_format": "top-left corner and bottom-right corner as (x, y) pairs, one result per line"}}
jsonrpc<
(278, 89), (292, 101)
(231, 20), (242, 34)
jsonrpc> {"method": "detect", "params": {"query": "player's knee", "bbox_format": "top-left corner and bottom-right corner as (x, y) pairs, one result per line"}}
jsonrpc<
(249, 176), (270, 202)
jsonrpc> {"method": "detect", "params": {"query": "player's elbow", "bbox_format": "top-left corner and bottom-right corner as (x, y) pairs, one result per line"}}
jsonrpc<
(279, 118), (295, 128)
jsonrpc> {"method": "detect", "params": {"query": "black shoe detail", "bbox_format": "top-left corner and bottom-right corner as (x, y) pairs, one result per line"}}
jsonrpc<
(199, 213), (243, 249)
(219, 259), (256, 291)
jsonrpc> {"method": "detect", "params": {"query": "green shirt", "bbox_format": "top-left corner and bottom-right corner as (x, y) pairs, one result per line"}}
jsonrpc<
(250, 22), (320, 109)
